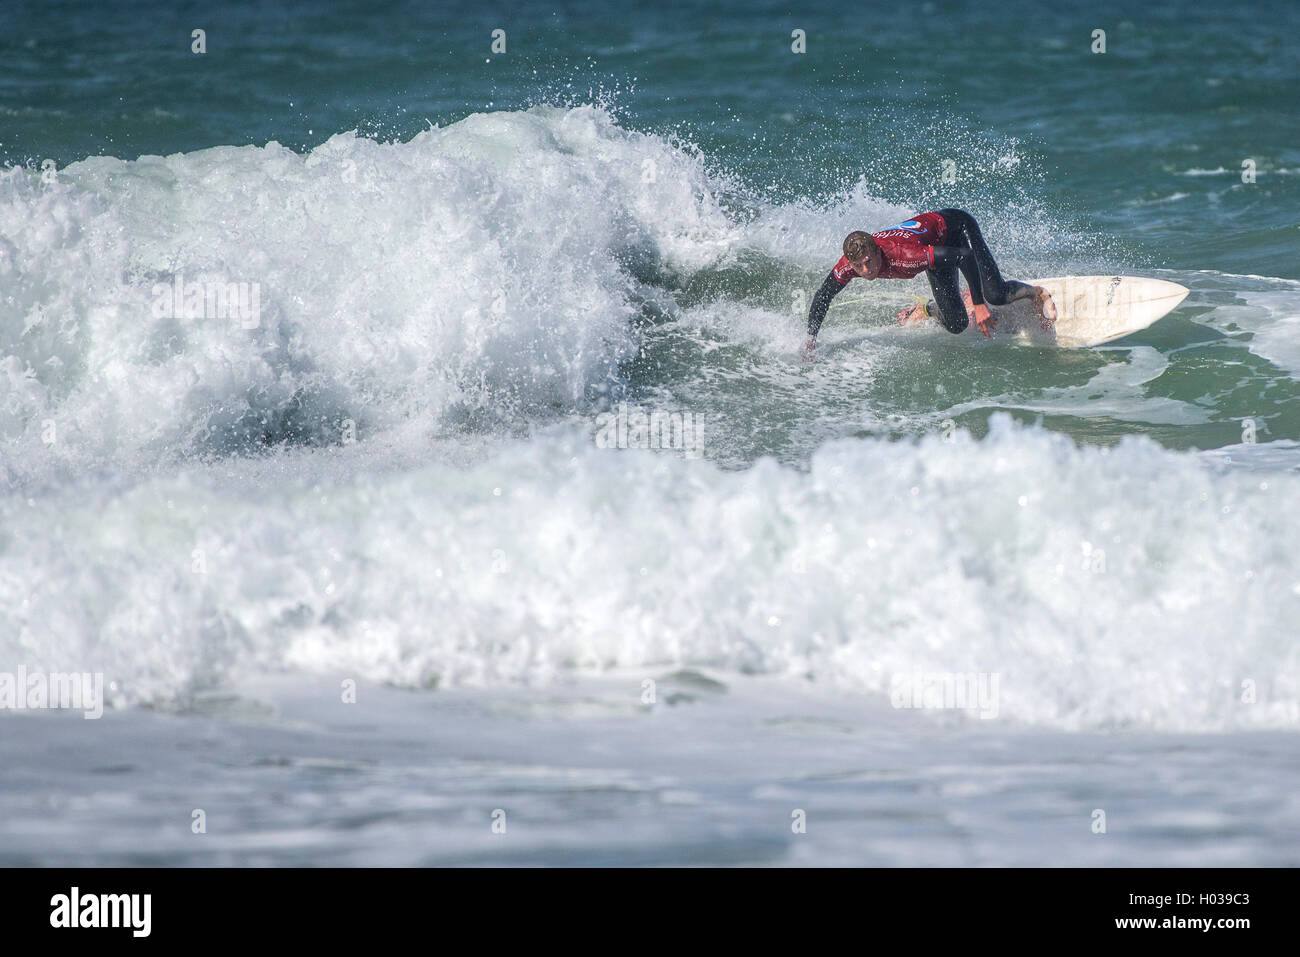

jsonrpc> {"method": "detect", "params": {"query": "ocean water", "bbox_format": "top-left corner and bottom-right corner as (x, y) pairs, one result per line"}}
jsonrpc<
(1, 0), (1299, 865)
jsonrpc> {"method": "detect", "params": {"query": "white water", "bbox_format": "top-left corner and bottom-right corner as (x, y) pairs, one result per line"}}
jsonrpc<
(1, 106), (756, 481)
(4, 105), (1300, 865)
(3, 416), (1298, 731)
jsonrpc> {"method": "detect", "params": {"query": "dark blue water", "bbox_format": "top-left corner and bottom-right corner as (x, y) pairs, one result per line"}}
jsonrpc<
(5, 0), (1297, 270)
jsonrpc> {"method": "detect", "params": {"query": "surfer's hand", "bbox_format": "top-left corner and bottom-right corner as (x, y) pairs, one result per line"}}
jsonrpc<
(896, 301), (928, 324)
(802, 336), (816, 362)
(972, 303), (995, 337)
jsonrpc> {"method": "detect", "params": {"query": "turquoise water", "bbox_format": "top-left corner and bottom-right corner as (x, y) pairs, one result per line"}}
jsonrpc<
(2, 0), (1299, 865)
(5, 0), (1298, 461)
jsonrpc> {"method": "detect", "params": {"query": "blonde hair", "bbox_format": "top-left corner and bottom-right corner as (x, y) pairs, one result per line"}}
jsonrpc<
(843, 231), (878, 263)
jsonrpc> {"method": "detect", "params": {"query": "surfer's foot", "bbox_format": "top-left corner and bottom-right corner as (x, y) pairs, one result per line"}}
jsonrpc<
(1033, 285), (1057, 331)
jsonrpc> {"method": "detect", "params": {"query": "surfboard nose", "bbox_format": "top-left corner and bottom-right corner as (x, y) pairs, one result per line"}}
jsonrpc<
(1011, 276), (1193, 346)
(1148, 278), (1190, 295)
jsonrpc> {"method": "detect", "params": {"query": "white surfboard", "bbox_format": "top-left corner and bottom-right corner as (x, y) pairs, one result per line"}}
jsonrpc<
(982, 276), (1189, 347)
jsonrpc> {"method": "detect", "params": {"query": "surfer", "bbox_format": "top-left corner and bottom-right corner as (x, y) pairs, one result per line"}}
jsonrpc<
(803, 208), (1055, 357)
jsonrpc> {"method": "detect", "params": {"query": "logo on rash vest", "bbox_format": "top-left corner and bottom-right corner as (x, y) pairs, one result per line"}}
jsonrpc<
(891, 220), (923, 233)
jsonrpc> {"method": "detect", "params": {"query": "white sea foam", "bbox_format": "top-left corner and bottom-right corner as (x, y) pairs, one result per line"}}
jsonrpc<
(0, 106), (765, 482)
(2, 414), (1296, 732)
(1184, 270), (1300, 377)
(0, 104), (1137, 489)
(3, 109), (1299, 738)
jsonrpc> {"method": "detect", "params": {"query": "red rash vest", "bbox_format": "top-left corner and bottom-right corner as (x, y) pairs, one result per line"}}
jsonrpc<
(830, 211), (949, 284)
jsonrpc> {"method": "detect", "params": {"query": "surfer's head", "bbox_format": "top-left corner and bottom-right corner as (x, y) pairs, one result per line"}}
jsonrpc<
(843, 231), (882, 279)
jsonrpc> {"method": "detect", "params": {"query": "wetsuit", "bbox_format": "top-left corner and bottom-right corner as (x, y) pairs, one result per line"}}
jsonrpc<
(806, 208), (1036, 336)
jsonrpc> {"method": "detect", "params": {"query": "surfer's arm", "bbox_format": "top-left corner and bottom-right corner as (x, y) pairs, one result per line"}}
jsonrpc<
(806, 271), (847, 338)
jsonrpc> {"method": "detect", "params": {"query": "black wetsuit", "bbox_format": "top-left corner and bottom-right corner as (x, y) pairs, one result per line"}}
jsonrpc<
(806, 208), (1036, 336)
